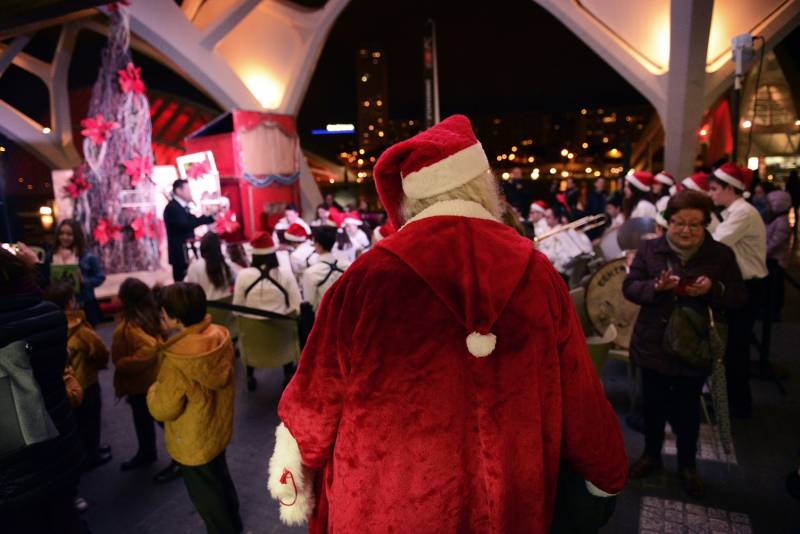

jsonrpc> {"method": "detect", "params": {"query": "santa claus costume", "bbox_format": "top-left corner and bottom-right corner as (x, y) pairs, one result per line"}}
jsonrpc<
(268, 115), (627, 533)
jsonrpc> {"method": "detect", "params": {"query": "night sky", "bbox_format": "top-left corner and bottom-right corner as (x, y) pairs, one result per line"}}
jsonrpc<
(298, 0), (649, 133)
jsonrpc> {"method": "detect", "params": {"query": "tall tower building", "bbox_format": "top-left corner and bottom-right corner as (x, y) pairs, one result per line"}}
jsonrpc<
(356, 46), (389, 153)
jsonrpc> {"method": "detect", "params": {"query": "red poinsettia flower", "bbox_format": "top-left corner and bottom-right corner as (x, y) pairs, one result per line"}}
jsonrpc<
(107, 0), (131, 12)
(64, 168), (92, 199)
(81, 114), (120, 145)
(214, 210), (240, 235)
(123, 154), (153, 187)
(93, 218), (122, 246)
(118, 62), (145, 94)
(186, 160), (211, 179)
(130, 211), (157, 240)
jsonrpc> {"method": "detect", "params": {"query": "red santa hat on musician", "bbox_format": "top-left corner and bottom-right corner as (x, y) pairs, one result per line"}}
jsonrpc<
(373, 114), (497, 357)
(284, 223), (309, 243)
(529, 200), (548, 215)
(625, 170), (655, 192)
(251, 232), (277, 254)
(682, 171), (711, 192)
(713, 162), (752, 191)
(654, 171), (674, 186)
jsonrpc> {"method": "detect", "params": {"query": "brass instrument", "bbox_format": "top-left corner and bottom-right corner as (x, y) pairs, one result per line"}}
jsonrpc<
(533, 214), (607, 244)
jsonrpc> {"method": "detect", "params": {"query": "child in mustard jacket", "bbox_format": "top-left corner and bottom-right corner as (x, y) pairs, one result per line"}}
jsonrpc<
(46, 280), (111, 469)
(147, 282), (242, 534)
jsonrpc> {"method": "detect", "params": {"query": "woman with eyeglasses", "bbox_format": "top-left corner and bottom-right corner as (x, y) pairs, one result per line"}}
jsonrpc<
(623, 190), (746, 499)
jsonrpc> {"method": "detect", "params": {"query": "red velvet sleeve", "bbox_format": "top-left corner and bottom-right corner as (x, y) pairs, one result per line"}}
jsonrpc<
(277, 276), (352, 470)
(550, 266), (629, 494)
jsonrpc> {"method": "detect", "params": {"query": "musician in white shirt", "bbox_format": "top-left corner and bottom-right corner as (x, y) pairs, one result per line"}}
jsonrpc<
(528, 200), (549, 236)
(185, 232), (238, 301)
(284, 223), (318, 276)
(232, 232), (302, 391)
(302, 226), (351, 312)
(708, 162), (767, 419)
(343, 215), (370, 251)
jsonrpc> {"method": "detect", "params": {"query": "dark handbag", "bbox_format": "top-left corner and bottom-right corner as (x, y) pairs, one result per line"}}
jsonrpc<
(663, 304), (727, 371)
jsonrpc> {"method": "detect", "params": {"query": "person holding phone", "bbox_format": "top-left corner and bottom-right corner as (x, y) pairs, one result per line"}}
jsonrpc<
(623, 190), (746, 499)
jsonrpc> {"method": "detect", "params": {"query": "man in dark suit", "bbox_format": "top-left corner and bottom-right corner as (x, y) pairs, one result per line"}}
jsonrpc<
(163, 179), (215, 282)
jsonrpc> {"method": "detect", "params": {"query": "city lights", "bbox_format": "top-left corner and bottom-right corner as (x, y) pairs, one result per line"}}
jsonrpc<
(501, 172), (510, 180)
(580, 108), (587, 115)
(567, 152), (574, 159)
(561, 170), (569, 177)
(581, 142), (588, 149)
(325, 124), (355, 132)
(560, 148), (568, 157)
(363, 100), (370, 107)
(39, 206), (53, 215)
(549, 168), (557, 174)
(747, 157), (759, 170)
(699, 128), (708, 136)
(795, 120), (800, 126)
(361, 75), (368, 82)
(531, 169), (540, 180)
(602, 137), (609, 143)
(42, 127), (51, 134)
(742, 120), (752, 129)
(585, 167), (592, 174)
(508, 153), (516, 160)
(511, 146), (518, 152)
(527, 156), (534, 163)
(0, 146), (5, 152)
(593, 171), (602, 177)
(359, 148), (365, 154)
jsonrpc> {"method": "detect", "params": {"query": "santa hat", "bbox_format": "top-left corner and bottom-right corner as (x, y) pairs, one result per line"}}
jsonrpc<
(373, 114), (490, 228)
(654, 171), (674, 186)
(668, 183), (682, 196)
(713, 162), (751, 191)
(682, 171), (711, 192)
(625, 170), (654, 192)
(284, 223), (309, 243)
(529, 200), (548, 214)
(342, 211), (363, 227)
(372, 222), (396, 243)
(251, 232), (277, 254)
(328, 207), (345, 227)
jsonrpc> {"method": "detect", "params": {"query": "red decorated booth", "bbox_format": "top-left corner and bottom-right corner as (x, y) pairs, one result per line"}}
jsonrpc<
(184, 110), (302, 241)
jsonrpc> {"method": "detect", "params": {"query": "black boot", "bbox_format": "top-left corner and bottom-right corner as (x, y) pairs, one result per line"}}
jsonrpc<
(153, 461), (181, 484)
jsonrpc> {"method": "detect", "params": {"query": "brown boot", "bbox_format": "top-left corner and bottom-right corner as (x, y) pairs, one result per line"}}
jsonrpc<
(680, 469), (706, 499)
(629, 454), (663, 479)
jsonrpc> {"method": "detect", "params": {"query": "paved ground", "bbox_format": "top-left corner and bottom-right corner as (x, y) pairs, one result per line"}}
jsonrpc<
(81, 244), (800, 533)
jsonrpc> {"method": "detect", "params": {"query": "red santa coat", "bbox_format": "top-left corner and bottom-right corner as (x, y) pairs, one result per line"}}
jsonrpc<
(276, 200), (627, 533)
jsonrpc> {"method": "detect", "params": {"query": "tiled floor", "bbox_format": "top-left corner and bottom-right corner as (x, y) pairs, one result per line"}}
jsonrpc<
(639, 496), (752, 534)
(663, 423), (738, 465)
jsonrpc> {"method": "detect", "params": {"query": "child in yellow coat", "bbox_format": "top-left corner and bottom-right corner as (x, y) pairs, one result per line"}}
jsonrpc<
(147, 282), (242, 534)
(46, 280), (111, 469)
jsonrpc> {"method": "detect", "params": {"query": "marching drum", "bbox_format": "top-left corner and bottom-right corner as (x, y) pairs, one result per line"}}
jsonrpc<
(584, 258), (640, 349)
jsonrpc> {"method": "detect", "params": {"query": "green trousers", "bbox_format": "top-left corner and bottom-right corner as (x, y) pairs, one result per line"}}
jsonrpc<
(180, 450), (243, 534)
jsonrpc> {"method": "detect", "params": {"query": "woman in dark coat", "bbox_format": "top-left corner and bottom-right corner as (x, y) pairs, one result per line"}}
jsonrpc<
(0, 245), (86, 533)
(623, 190), (746, 499)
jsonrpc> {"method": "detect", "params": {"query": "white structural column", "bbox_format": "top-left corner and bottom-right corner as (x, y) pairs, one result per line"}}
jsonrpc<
(663, 0), (713, 180)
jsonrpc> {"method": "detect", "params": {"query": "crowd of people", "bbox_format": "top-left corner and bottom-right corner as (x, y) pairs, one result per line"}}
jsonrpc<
(1, 114), (797, 533)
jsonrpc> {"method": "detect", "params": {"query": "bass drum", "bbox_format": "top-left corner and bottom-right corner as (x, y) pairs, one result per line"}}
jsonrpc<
(584, 258), (640, 349)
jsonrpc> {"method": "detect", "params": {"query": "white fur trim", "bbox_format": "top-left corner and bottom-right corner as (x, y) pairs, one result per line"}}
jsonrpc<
(713, 167), (744, 190)
(402, 143), (490, 199)
(585, 480), (617, 497)
(268, 423), (315, 526)
(530, 203), (546, 214)
(253, 246), (278, 254)
(404, 199), (498, 227)
(466, 331), (496, 357)
(343, 217), (363, 226)
(682, 177), (703, 192)
(284, 233), (307, 243)
(654, 172), (673, 185)
(625, 174), (651, 192)
(668, 185), (678, 196)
